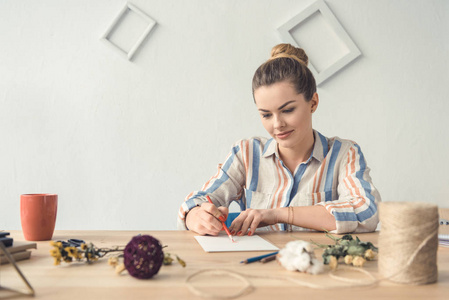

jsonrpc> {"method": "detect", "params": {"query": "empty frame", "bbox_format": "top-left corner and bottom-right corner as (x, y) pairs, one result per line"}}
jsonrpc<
(278, 0), (361, 85)
(101, 2), (156, 60)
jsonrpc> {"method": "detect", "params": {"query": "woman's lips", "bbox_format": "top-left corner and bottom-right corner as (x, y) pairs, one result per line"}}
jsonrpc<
(276, 130), (293, 139)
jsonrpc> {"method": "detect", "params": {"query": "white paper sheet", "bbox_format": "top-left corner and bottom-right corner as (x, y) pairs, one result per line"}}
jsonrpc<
(194, 233), (279, 252)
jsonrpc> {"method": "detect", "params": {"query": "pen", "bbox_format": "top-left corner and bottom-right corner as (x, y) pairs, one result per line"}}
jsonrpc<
(206, 195), (235, 243)
(240, 251), (279, 264)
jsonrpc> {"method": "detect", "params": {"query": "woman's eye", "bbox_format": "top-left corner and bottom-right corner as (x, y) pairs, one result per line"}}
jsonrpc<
(261, 113), (271, 118)
(283, 108), (295, 114)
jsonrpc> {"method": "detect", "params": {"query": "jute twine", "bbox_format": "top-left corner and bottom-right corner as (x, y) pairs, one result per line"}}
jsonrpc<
(186, 267), (377, 299)
(378, 201), (439, 285)
(186, 202), (440, 298)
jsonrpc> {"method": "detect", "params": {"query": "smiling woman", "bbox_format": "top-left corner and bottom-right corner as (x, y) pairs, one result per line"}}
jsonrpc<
(177, 43), (381, 236)
(255, 82), (316, 173)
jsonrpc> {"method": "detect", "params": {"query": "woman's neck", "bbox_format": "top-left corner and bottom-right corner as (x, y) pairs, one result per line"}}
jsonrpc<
(278, 131), (315, 173)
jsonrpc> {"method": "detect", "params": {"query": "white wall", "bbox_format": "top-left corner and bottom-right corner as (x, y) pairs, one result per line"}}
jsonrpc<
(1, 0), (448, 230)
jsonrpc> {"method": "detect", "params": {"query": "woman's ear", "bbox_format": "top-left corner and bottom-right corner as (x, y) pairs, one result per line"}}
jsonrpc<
(310, 93), (319, 113)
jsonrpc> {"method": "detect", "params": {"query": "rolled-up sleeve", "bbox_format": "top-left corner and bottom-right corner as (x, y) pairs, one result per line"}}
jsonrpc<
(317, 143), (381, 233)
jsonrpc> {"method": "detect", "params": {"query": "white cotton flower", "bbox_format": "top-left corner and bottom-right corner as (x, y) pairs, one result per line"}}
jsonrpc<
(277, 252), (297, 271)
(292, 251), (312, 272)
(277, 240), (323, 275)
(307, 258), (324, 275)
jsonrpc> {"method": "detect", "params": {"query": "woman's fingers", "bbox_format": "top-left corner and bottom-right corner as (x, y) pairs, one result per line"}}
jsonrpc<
(199, 209), (223, 232)
(248, 214), (262, 236)
(186, 205), (223, 235)
(240, 214), (257, 236)
(229, 209), (262, 236)
(217, 207), (229, 221)
(229, 209), (276, 236)
(201, 203), (226, 222)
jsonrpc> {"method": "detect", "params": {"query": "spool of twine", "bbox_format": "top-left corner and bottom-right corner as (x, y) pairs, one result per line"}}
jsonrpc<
(379, 201), (439, 285)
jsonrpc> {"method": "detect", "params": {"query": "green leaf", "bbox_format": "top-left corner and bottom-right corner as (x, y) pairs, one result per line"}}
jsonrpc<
(347, 245), (366, 256)
(310, 240), (329, 248)
(341, 234), (353, 241)
(325, 233), (340, 242)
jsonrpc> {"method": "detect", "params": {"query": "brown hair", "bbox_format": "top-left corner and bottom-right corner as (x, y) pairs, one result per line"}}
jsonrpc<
(252, 43), (316, 101)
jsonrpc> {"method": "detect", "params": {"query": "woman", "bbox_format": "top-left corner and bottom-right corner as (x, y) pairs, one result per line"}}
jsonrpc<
(177, 44), (380, 236)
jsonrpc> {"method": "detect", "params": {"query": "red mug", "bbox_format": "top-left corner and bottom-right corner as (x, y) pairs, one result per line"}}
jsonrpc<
(20, 194), (58, 241)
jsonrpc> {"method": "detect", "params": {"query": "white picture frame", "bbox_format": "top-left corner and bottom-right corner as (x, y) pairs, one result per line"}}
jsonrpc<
(278, 0), (361, 85)
(101, 2), (156, 60)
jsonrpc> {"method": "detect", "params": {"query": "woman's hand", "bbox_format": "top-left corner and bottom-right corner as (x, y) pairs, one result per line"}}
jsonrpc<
(185, 203), (229, 236)
(228, 208), (278, 236)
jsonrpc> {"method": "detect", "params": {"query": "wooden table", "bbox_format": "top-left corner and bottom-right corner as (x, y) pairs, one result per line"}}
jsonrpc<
(1, 230), (448, 300)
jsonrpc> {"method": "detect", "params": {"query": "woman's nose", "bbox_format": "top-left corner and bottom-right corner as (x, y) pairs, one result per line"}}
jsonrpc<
(273, 115), (285, 129)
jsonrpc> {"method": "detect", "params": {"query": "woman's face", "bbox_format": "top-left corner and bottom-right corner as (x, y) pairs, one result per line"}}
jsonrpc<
(254, 81), (318, 152)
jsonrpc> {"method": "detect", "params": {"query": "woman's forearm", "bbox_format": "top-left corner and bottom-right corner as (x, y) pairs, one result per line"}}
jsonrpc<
(275, 205), (336, 231)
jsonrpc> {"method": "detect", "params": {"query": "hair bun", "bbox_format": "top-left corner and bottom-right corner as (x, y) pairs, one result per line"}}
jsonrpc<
(270, 43), (308, 66)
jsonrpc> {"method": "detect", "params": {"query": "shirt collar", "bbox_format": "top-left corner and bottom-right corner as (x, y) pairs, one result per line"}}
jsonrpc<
(312, 130), (328, 162)
(262, 130), (328, 162)
(262, 138), (277, 158)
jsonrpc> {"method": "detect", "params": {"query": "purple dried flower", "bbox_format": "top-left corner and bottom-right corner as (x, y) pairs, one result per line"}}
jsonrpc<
(124, 235), (164, 279)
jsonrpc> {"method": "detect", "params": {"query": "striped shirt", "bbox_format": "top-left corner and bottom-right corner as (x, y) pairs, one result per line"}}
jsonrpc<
(177, 130), (381, 233)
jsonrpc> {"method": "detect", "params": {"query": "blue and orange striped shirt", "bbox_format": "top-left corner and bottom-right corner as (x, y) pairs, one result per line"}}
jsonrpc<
(177, 130), (381, 233)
